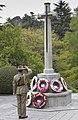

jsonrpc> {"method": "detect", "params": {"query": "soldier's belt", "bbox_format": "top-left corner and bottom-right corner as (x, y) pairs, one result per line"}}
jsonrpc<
(17, 84), (25, 86)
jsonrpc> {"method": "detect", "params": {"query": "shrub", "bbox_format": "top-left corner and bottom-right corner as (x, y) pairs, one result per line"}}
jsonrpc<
(71, 79), (78, 89)
(68, 85), (78, 93)
(0, 66), (18, 94)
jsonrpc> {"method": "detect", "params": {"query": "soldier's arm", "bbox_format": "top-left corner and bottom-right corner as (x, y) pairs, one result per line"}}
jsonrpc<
(26, 68), (32, 76)
(24, 66), (32, 76)
(13, 77), (17, 95)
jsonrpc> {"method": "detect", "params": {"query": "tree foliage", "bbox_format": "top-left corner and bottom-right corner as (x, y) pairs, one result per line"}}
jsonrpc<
(0, 66), (17, 94)
(52, 0), (72, 39)
(7, 14), (43, 29)
(74, 7), (78, 17)
(0, 4), (5, 20)
(0, 24), (44, 76)
(0, 23), (24, 66)
(0, 4), (5, 11)
(52, 11), (78, 89)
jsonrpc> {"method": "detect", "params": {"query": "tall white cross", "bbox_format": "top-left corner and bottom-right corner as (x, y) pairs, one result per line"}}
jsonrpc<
(43, 3), (54, 74)
(38, 2), (60, 79)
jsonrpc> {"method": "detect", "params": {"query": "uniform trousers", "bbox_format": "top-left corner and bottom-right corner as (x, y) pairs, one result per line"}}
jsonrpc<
(17, 93), (27, 117)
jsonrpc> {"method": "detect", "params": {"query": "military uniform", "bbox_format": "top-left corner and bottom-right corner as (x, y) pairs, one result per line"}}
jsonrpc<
(13, 65), (32, 119)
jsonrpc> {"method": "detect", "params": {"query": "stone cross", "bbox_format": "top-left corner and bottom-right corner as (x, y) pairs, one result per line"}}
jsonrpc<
(43, 3), (54, 74)
(38, 2), (60, 80)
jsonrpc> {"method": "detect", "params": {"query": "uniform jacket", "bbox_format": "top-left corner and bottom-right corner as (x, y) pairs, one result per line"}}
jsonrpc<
(13, 69), (32, 95)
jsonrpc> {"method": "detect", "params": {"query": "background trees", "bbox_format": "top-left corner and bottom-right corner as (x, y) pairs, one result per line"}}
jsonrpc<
(52, 8), (78, 90)
(0, 23), (44, 76)
(0, 4), (5, 11)
(0, 23), (23, 66)
(51, 0), (72, 39)
(0, 4), (5, 25)
(7, 14), (43, 29)
(74, 7), (78, 17)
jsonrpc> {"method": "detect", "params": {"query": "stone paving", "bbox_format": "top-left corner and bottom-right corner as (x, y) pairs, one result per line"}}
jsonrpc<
(0, 93), (78, 120)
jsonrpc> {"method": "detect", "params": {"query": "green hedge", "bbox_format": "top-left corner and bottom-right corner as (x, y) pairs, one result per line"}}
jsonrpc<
(0, 66), (18, 94)
(71, 79), (78, 89)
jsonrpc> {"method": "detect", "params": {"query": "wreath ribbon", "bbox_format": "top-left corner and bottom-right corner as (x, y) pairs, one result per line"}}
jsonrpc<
(26, 91), (32, 107)
(50, 79), (63, 93)
(37, 78), (49, 93)
(30, 76), (38, 91)
(60, 77), (68, 91)
(32, 93), (46, 108)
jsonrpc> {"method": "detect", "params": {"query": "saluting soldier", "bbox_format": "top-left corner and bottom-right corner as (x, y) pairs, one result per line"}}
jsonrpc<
(13, 65), (32, 119)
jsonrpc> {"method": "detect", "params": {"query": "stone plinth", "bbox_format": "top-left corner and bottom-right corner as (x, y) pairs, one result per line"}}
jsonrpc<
(44, 90), (72, 107)
(32, 90), (72, 108)
(37, 73), (72, 107)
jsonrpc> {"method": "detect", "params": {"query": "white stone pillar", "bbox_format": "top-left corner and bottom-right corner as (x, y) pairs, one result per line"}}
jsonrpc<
(43, 3), (54, 74)
(37, 2), (60, 79)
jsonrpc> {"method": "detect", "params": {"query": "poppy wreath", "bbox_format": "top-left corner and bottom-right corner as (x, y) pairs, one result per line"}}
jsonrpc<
(37, 78), (49, 93)
(50, 79), (63, 93)
(32, 92), (47, 108)
(26, 91), (32, 107)
(60, 77), (68, 91)
(30, 76), (38, 91)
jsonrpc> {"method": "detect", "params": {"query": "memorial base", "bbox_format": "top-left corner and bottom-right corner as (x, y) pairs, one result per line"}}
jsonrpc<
(32, 90), (72, 108)
(29, 71), (72, 108)
(44, 90), (72, 107)
(37, 73), (72, 107)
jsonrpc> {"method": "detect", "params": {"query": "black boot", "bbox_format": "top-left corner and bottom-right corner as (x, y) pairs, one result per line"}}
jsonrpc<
(19, 116), (21, 119)
(21, 116), (28, 119)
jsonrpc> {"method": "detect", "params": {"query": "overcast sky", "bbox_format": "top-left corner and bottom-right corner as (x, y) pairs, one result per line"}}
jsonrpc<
(0, 0), (78, 23)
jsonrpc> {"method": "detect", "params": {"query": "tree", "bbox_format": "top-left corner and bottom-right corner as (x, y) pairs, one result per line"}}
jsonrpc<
(58, 14), (78, 86)
(0, 24), (44, 76)
(0, 4), (5, 18)
(52, 31), (78, 91)
(0, 23), (24, 67)
(52, 0), (72, 39)
(0, 4), (5, 10)
(65, 16), (78, 67)
(7, 16), (22, 26)
(74, 7), (78, 17)
(7, 13), (43, 29)
(22, 14), (43, 29)
(21, 28), (44, 75)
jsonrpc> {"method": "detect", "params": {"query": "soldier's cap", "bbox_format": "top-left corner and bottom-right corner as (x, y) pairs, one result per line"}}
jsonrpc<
(17, 65), (26, 70)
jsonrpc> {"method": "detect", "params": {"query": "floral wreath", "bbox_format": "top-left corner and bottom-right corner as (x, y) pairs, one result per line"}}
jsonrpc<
(26, 91), (32, 107)
(50, 79), (63, 93)
(60, 77), (68, 91)
(32, 93), (46, 108)
(30, 76), (38, 91)
(37, 78), (49, 93)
